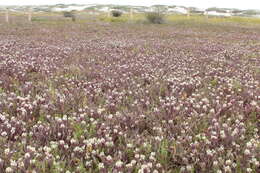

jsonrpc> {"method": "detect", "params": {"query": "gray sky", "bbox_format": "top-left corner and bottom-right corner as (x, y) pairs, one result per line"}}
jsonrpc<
(0, 0), (259, 10)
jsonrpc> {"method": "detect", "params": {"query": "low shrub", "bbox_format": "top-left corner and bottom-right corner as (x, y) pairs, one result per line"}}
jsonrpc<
(63, 11), (76, 22)
(146, 12), (165, 24)
(111, 10), (123, 17)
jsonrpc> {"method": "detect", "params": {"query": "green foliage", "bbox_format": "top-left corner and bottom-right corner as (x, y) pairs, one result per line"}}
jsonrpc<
(31, 17), (49, 22)
(72, 15), (76, 22)
(232, 79), (242, 91)
(253, 67), (260, 74)
(157, 139), (171, 167)
(73, 123), (84, 139)
(146, 12), (165, 24)
(99, 16), (128, 23)
(0, 87), (3, 94)
(210, 78), (218, 87)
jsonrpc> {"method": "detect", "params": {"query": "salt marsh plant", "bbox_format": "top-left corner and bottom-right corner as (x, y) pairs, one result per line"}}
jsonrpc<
(0, 18), (259, 172)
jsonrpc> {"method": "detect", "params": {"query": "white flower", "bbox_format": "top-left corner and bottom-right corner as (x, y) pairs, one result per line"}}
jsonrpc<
(138, 168), (145, 173)
(43, 146), (51, 153)
(224, 166), (231, 172)
(27, 146), (36, 152)
(5, 167), (13, 173)
(127, 143), (133, 148)
(140, 154), (145, 160)
(180, 167), (185, 172)
(149, 155), (156, 161)
(85, 161), (92, 167)
(140, 164), (149, 171)
(225, 160), (232, 165)
(60, 124), (65, 128)
(98, 163), (104, 169)
(59, 140), (65, 145)
(10, 128), (15, 135)
(131, 160), (137, 165)
(70, 138), (77, 144)
(246, 142), (252, 148)
(147, 162), (153, 168)
(186, 165), (192, 171)
(19, 160), (24, 168)
(250, 101), (257, 106)
(156, 163), (161, 168)
(108, 114), (113, 119)
(25, 153), (30, 159)
(206, 149), (213, 157)
(210, 109), (215, 114)
(30, 160), (36, 164)
(1, 131), (7, 137)
(213, 161), (218, 167)
(135, 154), (140, 159)
(73, 146), (81, 152)
(246, 168), (252, 173)
(232, 162), (237, 168)
(231, 128), (238, 136)
(115, 160), (123, 168)
(202, 98), (209, 104)
(64, 144), (69, 149)
(126, 163), (132, 168)
(220, 130), (226, 139)
(63, 115), (68, 120)
(97, 108), (105, 114)
(106, 155), (112, 161)
(244, 149), (250, 155)
(10, 160), (17, 167)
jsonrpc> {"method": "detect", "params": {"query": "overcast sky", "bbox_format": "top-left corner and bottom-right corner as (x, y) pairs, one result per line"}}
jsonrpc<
(0, 0), (259, 10)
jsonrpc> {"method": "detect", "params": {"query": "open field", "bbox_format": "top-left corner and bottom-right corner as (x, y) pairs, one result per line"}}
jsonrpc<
(0, 16), (260, 172)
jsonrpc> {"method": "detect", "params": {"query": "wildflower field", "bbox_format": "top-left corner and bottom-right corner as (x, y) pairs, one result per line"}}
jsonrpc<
(0, 18), (259, 173)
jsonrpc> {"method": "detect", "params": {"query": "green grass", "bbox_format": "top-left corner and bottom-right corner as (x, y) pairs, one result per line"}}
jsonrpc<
(3, 11), (260, 27)
(166, 14), (260, 25)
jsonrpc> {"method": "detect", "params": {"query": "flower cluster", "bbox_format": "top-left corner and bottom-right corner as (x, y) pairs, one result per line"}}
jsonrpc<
(0, 21), (259, 172)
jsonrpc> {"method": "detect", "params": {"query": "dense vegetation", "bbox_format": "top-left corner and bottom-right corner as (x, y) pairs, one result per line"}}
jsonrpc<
(0, 16), (259, 173)
(146, 12), (165, 24)
(111, 10), (123, 17)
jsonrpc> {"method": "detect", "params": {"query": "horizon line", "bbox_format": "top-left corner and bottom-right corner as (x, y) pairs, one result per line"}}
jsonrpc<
(0, 3), (259, 11)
